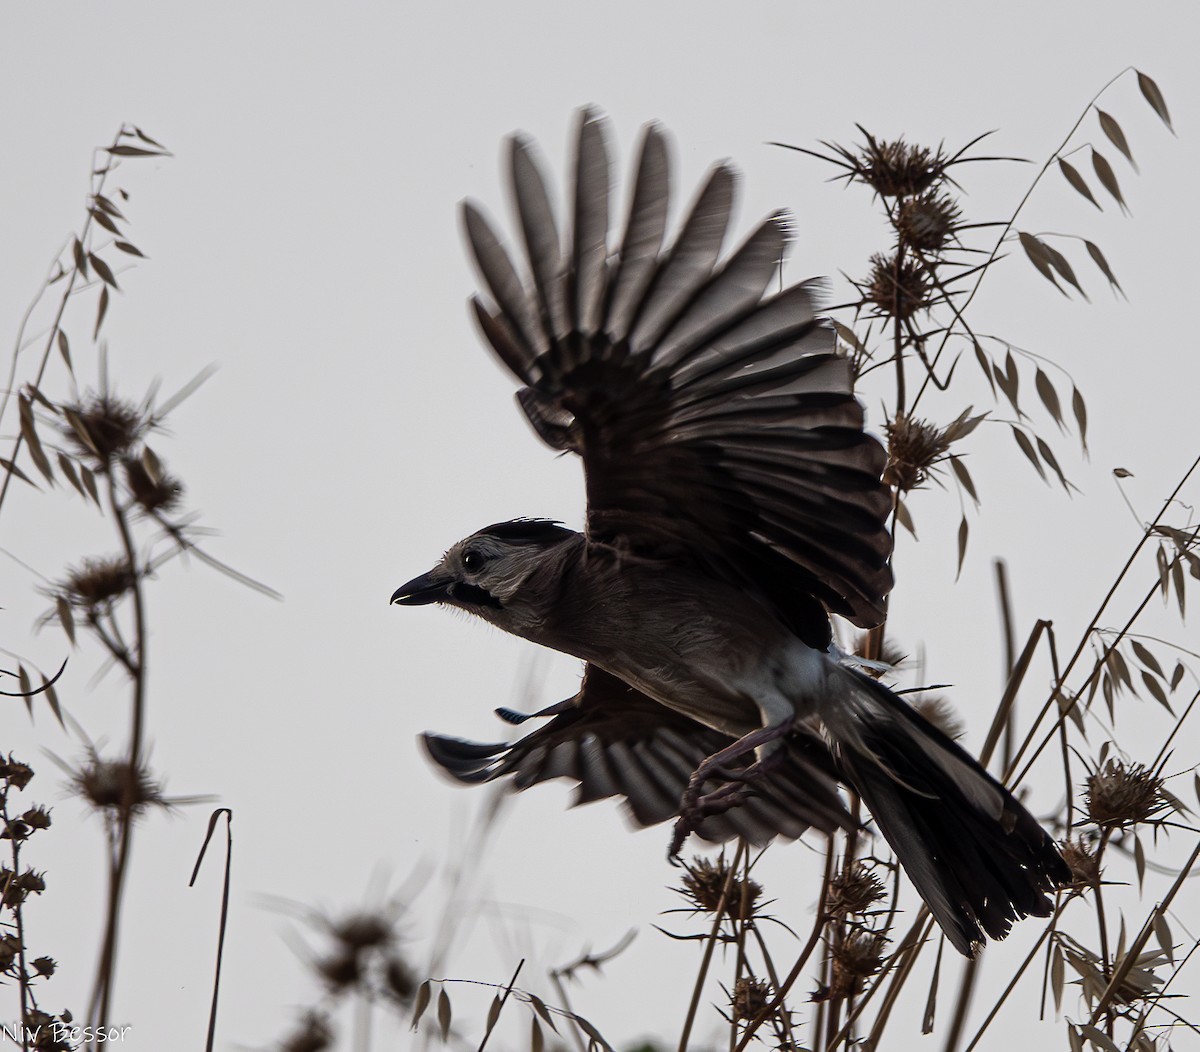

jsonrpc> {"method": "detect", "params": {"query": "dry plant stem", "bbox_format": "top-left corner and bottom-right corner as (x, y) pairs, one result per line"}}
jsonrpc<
(548, 970), (587, 1052)
(0, 128), (122, 520)
(476, 958), (524, 1052)
(909, 67), (1133, 414)
(727, 853), (753, 1052)
(1152, 686), (1200, 770)
(961, 904), (1064, 1052)
(734, 841), (835, 1052)
(678, 840), (746, 1052)
(1008, 451), (1200, 788)
(87, 475), (148, 1038)
(1087, 837), (1200, 1028)
(2, 798), (33, 1052)
(979, 620), (1049, 769)
(817, 906), (930, 1052)
(1092, 830), (1116, 1037)
(189, 808), (234, 1052)
(861, 915), (935, 1051)
(1127, 938), (1200, 1046)
(748, 924), (797, 1051)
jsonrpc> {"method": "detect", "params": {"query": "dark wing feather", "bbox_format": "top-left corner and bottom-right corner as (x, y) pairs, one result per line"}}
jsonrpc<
(422, 664), (851, 844)
(464, 108), (893, 631)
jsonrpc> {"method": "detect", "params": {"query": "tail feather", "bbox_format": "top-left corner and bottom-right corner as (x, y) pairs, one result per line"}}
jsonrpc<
(824, 668), (1071, 958)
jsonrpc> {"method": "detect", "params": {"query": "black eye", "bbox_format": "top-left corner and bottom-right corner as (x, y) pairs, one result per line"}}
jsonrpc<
(462, 550), (485, 572)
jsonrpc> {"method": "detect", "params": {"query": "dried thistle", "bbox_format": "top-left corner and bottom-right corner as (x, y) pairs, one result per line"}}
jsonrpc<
(61, 393), (149, 467)
(896, 191), (962, 253)
(1060, 837), (1102, 888)
(67, 750), (169, 819)
(827, 930), (888, 1000)
(676, 853), (762, 920)
(1084, 759), (1170, 830)
(329, 910), (395, 951)
(315, 949), (362, 990)
(55, 555), (136, 612)
(838, 134), (949, 198)
(883, 414), (952, 492)
(123, 456), (184, 514)
(864, 252), (931, 320)
(278, 1010), (334, 1052)
(911, 695), (965, 740)
(827, 862), (887, 917)
(730, 976), (772, 1023)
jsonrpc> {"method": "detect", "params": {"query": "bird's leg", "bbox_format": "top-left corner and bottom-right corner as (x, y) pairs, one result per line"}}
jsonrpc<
(669, 721), (792, 859)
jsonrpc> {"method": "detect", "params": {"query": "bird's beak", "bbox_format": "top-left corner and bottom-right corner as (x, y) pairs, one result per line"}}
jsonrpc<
(390, 569), (455, 606)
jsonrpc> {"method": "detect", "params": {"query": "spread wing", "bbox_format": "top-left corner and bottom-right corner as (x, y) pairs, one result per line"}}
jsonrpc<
(463, 107), (893, 631)
(422, 665), (852, 845)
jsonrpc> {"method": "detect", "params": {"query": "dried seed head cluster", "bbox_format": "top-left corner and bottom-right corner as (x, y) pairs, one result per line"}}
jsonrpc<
(302, 903), (417, 1011)
(279, 1010), (333, 1052)
(896, 191), (962, 253)
(1060, 837), (1102, 888)
(677, 854), (763, 920)
(827, 930), (888, 1001)
(68, 752), (168, 819)
(0, 756), (34, 791)
(61, 393), (149, 466)
(851, 135), (947, 198)
(883, 414), (952, 492)
(56, 555), (136, 611)
(123, 456), (184, 514)
(1084, 759), (1170, 830)
(911, 695), (965, 740)
(826, 862), (887, 917)
(0, 866), (48, 907)
(864, 252), (931, 320)
(730, 976), (772, 1023)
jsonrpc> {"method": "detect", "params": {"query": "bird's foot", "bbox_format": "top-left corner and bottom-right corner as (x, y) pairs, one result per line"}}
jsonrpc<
(669, 779), (751, 859)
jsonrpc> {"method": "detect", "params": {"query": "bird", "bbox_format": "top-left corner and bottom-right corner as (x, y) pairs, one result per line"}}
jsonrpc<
(391, 107), (1071, 958)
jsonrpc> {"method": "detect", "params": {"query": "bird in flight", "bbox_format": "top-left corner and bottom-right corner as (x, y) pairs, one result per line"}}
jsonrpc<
(391, 108), (1071, 957)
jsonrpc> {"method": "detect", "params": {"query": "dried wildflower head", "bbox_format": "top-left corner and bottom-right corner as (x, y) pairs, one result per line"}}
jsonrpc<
(316, 949), (362, 990)
(1060, 837), (1101, 888)
(68, 750), (169, 819)
(56, 556), (135, 612)
(828, 930), (888, 1000)
(896, 191), (962, 253)
(123, 456), (183, 514)
(61, 393), (149, 467)
(848, 134), (948, 198)
(31, 955), (56, 977)
(677, 854), (763, 920)
(730, 976), (772, 1023)
(864, 252), (931, 320)
(329, 910), (395, 952)
(0, 756), (34, 791)
(911, 695), (965, 740)
(1085, 759), (1170, 830)
(883, 414), (951, 492)
(279, 1010), (334, 1052)
(827, 862), (887, 917)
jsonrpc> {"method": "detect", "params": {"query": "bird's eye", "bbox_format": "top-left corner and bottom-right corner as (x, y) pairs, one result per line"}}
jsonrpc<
(462, 550), (485, 572)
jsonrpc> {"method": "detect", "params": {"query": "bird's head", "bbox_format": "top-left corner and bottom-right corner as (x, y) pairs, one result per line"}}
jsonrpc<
(390, 519), (579, 629)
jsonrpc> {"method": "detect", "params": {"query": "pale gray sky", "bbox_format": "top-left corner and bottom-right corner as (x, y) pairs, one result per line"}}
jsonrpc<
(2, 3), (1198, 1049)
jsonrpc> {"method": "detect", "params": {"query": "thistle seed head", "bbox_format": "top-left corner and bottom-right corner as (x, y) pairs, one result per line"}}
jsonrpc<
(883, 414), (951, 492)
(677, 854), (763, 920)
(865, 252), (931, 320)
(1085, 759), (1169, 830)
(896, 191), (962, 253)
